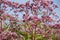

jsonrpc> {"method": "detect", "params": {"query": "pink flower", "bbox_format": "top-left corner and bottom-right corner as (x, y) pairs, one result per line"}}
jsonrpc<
(56, 29), (60, 34)
(47, 1), (53, 4)
(30, 16), (41, 23)
(2, 5), (7, 8)
(26, 1), (30, 7)
(33, 1), (38, 5)
(23, 13), (29, 23)
(52, 24), (60, 29)
(19, 9), (24, 12)
(32, 5), (38, 10)
(43, 2), (49, 6)
(13, 2), (19, 6)
(48, 7), (53, 11)
(14, 10), (19, 13)
(0, 10), (4, 14)
(11, 32), (18, 39)
(0, 34), (2, 40)
(0, 28), (3, 33)
(19, 4), (25, 8)
(53, 4), (58, 8)
(1, 31), (18, 40)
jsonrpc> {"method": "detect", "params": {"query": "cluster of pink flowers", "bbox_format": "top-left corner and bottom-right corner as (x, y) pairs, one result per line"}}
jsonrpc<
(0, 0), (60, 40)
(0, 31), (18, 40)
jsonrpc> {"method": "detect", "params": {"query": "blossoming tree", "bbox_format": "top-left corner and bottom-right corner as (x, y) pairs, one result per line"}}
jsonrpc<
(0, 0), (60, 40)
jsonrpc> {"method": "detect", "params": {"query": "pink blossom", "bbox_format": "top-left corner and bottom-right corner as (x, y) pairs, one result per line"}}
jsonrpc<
(32, 5), (38, 10)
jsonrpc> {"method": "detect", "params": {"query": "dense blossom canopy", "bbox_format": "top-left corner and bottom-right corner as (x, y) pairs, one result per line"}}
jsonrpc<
(0, 0), (60, 40)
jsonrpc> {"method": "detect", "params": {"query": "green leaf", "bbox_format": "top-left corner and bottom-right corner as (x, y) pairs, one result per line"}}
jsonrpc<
(57, 34), (60, 40)
(51, 34), (56, 40)
(15, 30), (29, 40)
(24, 34), (28, 40)
(4, 24), (9, 31)
(36, 34), (43, 40)
(0, 14), (1, 16)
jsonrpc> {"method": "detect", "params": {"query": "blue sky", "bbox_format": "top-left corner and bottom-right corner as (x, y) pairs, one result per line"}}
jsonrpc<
(53, 0), (60, 16)
(9, 0), (60, 19)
